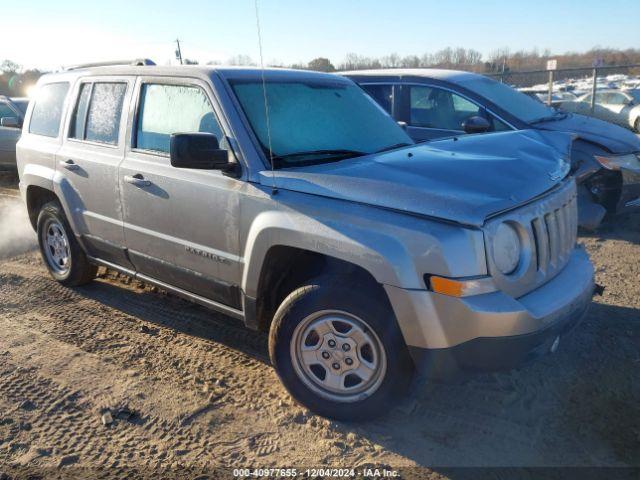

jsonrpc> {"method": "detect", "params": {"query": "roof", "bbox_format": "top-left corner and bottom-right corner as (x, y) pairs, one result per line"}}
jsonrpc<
(37, 65), (348, 85)
(340, 68), (482, 82)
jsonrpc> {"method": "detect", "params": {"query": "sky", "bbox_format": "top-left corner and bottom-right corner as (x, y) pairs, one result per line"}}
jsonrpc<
(2, 0), (639, 70)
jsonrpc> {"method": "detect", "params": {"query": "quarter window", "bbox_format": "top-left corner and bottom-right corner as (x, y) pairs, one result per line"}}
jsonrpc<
(135, 84), (223, 154)
(69, 82), (127, 145)
(409, 86), (481, 131)
(29, 83), (69, 137)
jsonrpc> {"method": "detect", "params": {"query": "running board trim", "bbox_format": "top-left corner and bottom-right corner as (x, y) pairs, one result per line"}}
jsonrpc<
(88, 256), (245, 321)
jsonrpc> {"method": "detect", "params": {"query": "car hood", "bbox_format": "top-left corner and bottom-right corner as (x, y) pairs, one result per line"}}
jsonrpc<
(535, 113), (640, 154)
(258, 130), (572, 227)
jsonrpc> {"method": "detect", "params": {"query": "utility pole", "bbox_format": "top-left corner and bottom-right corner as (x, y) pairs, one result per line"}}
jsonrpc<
(175, 38), (183, 65)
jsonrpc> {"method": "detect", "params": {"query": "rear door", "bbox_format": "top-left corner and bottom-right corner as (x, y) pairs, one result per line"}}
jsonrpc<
(56, 77), (133, 267)
(119, 77), (243, 309)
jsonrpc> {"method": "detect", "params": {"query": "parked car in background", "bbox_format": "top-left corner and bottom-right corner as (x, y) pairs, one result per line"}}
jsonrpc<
(519, 88), (577, 107)
(572, 89), (640, 132)
(344, 69), (640, 229)
(0, 96), (28, 169)
(17, 63), (594, 420)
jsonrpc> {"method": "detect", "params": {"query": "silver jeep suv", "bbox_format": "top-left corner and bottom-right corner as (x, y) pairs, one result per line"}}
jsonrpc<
(17, 63), (594, 420)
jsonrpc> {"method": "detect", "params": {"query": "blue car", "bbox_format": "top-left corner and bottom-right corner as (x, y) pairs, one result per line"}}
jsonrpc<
(344, 69), (640, 229)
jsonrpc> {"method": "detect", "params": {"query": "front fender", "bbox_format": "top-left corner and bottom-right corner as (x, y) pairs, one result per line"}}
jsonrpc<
(241, 210), (407, 298)
(240, 190), (487, 298)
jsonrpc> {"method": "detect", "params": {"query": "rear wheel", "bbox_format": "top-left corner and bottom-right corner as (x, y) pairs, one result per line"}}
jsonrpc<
(269, 276), (414, 420)
(37, 201), (97, 286)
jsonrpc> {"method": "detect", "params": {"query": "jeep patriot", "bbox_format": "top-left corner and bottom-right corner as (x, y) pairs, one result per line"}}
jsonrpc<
(17, 63), (595, 420)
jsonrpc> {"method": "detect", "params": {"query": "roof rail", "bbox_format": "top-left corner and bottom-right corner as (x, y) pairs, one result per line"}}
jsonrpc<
(64, 58), (156, 71)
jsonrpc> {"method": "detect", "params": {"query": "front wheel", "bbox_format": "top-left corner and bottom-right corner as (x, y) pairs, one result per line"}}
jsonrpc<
(37, 201), (97, 286)
(269, 276), (414, 421)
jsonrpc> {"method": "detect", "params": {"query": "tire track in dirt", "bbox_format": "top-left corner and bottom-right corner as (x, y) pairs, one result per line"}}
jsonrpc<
(1, 208), (639, 472)
(0, 254), (384, 471)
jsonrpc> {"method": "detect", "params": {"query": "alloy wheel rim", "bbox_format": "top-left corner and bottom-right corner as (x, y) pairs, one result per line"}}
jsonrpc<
(42, 219), (71, 275)
(291, 310), (387, 403)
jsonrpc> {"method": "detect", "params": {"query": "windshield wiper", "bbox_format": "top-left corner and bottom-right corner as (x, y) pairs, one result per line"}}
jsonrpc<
(270, 149), (367, 167)
(375, 142), (413, 153)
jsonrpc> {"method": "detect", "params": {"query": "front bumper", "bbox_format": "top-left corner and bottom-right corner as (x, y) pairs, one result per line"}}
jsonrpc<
(385, 247), (594, 379)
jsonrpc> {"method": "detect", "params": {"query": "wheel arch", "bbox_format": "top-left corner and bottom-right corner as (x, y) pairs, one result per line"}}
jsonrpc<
(250, 244), (389, 332)
(25, 185), (59, 230)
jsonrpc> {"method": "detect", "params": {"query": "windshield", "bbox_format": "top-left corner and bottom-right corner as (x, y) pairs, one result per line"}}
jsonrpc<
(455, 75), (556, 123)
(230, 79), (412, 167)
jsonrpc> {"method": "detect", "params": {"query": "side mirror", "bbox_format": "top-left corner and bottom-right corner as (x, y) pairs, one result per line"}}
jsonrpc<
(461, 116), (491, 134)
(1, 116), (20, 128)
(170, 133), (229, 170)
(397, 121), (408, 131)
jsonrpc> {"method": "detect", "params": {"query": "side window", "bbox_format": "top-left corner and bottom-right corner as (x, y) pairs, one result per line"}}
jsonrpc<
(69, 82), (127, 145)
(29, 83), (70, 137)
(409, 86), (481, 130)
(135, 83), (223, 154)
(361, 84), (393, 114)
(594, 92), (607, 103)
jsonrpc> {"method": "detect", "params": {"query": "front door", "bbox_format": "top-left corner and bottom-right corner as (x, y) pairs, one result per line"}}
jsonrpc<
(119, 78), (243, 309)
(400, 84), (511, 141)
(56, 78), (133, 267)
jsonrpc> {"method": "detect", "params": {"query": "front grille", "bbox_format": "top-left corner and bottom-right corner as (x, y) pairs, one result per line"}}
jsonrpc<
(531, 196), (578, 273)
(484, 180), (578, 299)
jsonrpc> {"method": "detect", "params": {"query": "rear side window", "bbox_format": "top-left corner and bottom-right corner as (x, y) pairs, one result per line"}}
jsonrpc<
(29, 83), (69, 137)
(135, 84), (223, 154)
(69, 82), (127, 145)
(361, 84), (393, 114)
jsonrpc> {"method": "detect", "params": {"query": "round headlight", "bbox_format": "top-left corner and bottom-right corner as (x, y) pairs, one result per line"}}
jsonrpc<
(493, 222), (521, 274)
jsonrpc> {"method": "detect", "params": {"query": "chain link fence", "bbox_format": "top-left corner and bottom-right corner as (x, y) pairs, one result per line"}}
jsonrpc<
(487, 64), (640, 114)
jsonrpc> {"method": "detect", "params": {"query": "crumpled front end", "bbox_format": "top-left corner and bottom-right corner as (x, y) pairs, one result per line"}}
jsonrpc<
(592, 152), (640, 213)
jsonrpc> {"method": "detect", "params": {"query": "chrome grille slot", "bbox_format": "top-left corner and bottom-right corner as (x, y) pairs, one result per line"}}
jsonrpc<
(531, 217), (549, 272)
(545, 211), (559, 267)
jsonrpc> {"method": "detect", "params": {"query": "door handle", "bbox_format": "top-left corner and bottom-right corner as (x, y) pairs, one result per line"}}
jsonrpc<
(124, 174), (151, 187)
(60, 159), (79, 171)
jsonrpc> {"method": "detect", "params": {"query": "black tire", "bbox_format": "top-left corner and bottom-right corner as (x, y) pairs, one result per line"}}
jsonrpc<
(269, 276), (414, 421)
(635, 117), (640, 133)
(36, 200), (97, 287)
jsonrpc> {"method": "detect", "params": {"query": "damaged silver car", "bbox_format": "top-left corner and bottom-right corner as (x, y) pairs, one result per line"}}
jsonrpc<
(345, 69), (640, 229)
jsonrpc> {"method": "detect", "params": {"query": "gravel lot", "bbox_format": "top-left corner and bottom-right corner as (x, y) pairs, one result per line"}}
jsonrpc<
(0, 176), (638, 479)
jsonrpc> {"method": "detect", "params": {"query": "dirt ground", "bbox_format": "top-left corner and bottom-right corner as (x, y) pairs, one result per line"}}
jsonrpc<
(0, 175), (639, 479)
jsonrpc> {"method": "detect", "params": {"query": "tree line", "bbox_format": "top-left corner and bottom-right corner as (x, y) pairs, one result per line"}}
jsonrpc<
(3, 47), (640, 96)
